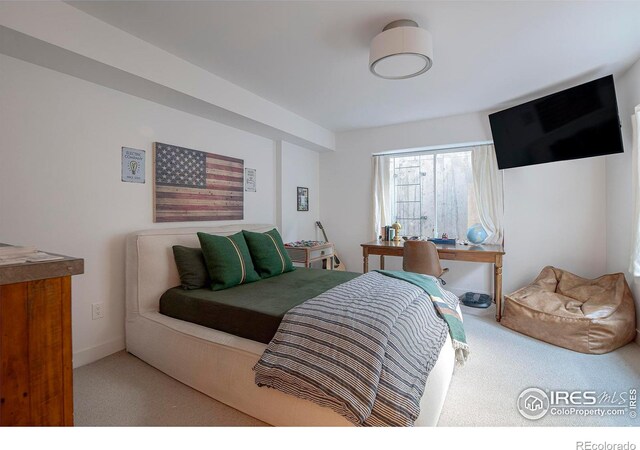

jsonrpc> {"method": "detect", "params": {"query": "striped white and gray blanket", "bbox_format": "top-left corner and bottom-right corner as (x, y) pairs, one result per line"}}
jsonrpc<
(253, 271), (460, 426)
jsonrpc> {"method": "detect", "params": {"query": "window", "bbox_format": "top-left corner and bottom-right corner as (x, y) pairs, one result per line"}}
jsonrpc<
(391, 150), (480, 239)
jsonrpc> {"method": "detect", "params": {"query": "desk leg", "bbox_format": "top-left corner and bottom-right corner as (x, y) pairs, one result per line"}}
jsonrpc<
(380, 255), (385, 270)
(363, 248), (369, 273)
(494, 255), (503, 322)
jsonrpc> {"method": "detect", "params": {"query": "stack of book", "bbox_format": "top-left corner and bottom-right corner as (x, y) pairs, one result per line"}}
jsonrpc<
(380, 226), (395, 241)
(0, 245), (64, 266)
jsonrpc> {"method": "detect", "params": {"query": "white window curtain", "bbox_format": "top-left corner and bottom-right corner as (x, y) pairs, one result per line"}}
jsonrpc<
(471, 144), (504, 245)
(372, 155), (392, 240)
(629, 105), (640, 276)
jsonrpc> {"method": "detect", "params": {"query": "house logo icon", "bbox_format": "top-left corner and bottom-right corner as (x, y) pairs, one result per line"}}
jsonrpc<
(525, 395), (543, 411)
(517, 388), (550, 420)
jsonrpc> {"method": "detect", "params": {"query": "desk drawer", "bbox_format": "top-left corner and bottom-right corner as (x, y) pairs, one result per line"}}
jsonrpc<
(438, 251), (458, 261)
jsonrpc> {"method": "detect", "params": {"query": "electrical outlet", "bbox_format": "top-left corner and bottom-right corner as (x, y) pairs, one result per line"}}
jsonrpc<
(92, 302), (105, 320)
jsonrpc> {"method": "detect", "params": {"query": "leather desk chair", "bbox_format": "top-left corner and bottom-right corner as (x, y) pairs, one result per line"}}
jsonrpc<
(402, 240), (449, 284)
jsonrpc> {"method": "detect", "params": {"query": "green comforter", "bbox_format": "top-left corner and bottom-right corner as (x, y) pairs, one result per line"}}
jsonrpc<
(159, 267), (359, 343)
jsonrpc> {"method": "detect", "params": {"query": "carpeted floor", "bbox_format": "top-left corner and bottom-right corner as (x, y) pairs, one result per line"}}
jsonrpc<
(73, 351), (265, 426)
(438, 307), (639, 426)
(74, 308), (640, 427)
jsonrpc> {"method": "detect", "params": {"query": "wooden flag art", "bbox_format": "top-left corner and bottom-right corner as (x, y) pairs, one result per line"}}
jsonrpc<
(154, 142), (244, 222)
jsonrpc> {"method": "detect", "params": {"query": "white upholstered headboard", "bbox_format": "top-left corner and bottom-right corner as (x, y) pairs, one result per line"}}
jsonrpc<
(125, 225), (274, 319)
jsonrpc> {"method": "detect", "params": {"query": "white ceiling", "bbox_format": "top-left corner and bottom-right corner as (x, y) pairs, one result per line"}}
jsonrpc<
(69, 1), (640, 132)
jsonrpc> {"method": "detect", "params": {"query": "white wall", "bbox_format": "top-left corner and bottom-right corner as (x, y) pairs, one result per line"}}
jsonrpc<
(0, 1), (335, 151)
(279, 142), (321, 244)
(321, 111), (608, 301)
(0, 54), (279, 366)
(503, 158), (606, 292)
(606, 57), (640, 339)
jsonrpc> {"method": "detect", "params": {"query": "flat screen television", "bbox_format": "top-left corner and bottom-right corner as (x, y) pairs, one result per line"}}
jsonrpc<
(488, 75), (624, 170)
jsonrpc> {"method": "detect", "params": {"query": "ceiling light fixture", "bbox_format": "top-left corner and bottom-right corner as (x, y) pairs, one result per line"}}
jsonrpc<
(369, 19), (433, 80)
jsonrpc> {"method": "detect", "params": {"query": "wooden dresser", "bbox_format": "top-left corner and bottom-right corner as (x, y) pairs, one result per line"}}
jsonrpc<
(0, 249), (83, 426)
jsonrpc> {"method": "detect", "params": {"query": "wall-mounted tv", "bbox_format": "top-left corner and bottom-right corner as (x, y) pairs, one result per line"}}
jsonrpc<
(489, 75), (624, 170)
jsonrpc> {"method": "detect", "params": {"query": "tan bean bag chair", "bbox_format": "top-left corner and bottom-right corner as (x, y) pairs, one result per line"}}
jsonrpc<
(502, 266), (636, 354)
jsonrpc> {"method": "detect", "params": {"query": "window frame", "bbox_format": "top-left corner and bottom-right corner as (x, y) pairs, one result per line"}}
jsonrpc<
(389, 147), (477, 239)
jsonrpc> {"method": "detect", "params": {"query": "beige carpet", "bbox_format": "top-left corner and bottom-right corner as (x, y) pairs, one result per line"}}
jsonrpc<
(438, 307), (639, 426)
(73, 350), (265, 426)
(74, 308), (639, 427)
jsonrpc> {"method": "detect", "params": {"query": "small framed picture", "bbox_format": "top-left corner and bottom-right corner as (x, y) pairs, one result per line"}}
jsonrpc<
(297, 187), (309, 212)
(121, 147), (145, 183)
(245, 168), (256, 192)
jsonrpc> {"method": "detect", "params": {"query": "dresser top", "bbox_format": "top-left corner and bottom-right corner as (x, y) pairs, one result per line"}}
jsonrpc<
(0, 245), (84, 285)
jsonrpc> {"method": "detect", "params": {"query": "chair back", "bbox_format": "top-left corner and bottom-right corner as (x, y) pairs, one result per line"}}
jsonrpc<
(403, 240), (446, 277)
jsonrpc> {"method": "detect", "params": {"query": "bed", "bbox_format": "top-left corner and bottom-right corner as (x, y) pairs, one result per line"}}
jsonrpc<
(125, 224), (457, 426)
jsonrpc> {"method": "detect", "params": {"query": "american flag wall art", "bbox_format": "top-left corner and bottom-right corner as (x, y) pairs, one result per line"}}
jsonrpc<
(154, 142), (244, 222)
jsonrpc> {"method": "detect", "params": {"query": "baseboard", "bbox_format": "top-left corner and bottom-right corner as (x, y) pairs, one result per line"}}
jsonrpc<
(73, 336), (125, 368)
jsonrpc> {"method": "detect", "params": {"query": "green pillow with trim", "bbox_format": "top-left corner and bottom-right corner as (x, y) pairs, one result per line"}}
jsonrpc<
(243, 228), (295, 279)
(197, 231), (260, 291)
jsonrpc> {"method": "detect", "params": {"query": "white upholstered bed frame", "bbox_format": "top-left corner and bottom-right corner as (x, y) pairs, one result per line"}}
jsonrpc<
(125, 225), (455, 426)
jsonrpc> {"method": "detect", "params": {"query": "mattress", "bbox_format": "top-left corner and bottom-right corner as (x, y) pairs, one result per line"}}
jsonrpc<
(159, 267), (359, 343)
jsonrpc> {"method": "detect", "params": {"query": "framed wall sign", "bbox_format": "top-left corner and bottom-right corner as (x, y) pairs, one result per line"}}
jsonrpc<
(245, 168), (256, 192)
(121, 147), (145, 183)
(297, 186), (309, 212)
(153, 142), (244, 222)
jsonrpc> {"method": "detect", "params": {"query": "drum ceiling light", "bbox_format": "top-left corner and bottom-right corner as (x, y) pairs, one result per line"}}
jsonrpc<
(369, 19), (433, 80)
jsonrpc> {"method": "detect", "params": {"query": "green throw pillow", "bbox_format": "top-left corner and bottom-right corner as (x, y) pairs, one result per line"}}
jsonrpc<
(197, 231), (260, 291)
(172, 245), (210, 290)
(243, 228), (294, 279)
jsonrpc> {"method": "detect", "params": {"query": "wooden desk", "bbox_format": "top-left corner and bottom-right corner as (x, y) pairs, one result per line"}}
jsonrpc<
(361, 240), (505, 321)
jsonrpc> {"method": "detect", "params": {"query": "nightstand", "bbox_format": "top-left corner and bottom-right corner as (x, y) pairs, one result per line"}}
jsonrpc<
(284, 243), (334, 269)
